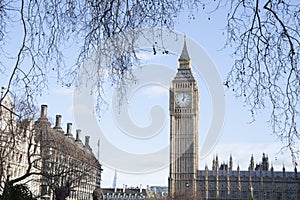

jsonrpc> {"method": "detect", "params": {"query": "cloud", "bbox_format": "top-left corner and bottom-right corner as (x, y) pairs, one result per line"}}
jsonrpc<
(53, 86), (74, 96)
(142, 85), (168, 99)
(136, 52), (154, 61)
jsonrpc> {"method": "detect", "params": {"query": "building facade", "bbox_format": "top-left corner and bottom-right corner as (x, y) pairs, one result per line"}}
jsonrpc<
(36, 105), (102, 199)
(198, 154), (300, 200)
(0, 88), (41, 195)
(0, 90), (102, 199)
(169, 37), (199, 198)
(148, 186), (168, 198)
(99, 187), (150, 199)
(168, 39), (300, 199)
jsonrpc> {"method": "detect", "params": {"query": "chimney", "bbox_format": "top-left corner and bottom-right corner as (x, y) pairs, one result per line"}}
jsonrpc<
(123, 184), (126, 193)
(41, 105), (48, 118)
(76, 129), (81, 141)
(54, 115), (62, 129)
(85, 136), (90, 146)
(66, 123), (72, 135)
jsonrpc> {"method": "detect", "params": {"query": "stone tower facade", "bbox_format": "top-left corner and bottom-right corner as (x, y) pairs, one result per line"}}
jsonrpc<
(167, 38), (300, 200)
(169, 37), (199, 198)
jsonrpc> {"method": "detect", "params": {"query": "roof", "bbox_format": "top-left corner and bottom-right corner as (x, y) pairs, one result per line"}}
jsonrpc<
(197, 169), (298, 179)
(178, 35), (190, 61)
(34, 111), (100, 168)
(100, 188), (149, 199)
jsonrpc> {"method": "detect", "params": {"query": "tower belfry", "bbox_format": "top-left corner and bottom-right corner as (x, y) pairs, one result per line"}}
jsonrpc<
(169, 37), (199, 198)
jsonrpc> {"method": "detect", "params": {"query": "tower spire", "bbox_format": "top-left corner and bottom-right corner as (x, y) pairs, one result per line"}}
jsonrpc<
(112, 169), (117, 189)
(169, 34), (198, 198)
(179, 35), (190, 62)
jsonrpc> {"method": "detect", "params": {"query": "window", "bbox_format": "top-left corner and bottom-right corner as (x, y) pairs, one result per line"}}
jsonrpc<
(19, 154), (22, 163)
(220, 191), (226, 198)
(231, 191), (237, 198)
(242, 191), (248, 199)
(276, 192), (282, 200)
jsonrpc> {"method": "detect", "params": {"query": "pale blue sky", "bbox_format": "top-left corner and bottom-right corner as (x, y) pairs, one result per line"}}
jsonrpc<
(0, 4), (295, 189)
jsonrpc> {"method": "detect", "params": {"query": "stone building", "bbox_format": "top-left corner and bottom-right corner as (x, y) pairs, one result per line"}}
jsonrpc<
(0, 88), (41, 194)
(0, 89), (102, 199)
(36, 104), (102, 199)
(168, 39), (300, 199)
(198, 154), (300, 199)
(100, 186), (150, 199)
(169, 36), (199, 198)
(148, 186), (168, 198)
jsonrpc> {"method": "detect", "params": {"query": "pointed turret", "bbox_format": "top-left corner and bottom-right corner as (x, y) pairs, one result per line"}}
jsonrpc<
(216, 154), (219, 169)
(179, 35), (190, 62)
(250, 154), (254, 171)
(229, 154), (233, 171)
(261, 153), (269, 171)
(178, 35), (191, 70)
(112, 170), (117, 191)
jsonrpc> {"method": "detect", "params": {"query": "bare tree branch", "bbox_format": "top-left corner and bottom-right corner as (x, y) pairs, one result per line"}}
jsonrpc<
(219, 0), (300, 163)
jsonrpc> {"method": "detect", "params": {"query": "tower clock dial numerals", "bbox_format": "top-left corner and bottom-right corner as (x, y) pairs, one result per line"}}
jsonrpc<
(175, 92), (191, 107)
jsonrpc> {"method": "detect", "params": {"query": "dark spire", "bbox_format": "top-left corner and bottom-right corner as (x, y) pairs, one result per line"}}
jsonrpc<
(250, 154), (254, 170)
(212, 155), (216, 170)
(179, 35), (190, 61)
(229, 154), (233, 170)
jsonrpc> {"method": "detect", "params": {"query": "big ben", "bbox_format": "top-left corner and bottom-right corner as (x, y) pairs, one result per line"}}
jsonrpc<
(169, 36), (199, 198)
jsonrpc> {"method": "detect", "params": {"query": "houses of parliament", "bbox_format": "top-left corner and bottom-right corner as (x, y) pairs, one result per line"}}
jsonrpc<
(168, 38), (300, 199)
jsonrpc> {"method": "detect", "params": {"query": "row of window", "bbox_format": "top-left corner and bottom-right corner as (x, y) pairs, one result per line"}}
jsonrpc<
(200, 190), (298, 199)
(174, 82), (193, 88)
(199, 182), (299, 190)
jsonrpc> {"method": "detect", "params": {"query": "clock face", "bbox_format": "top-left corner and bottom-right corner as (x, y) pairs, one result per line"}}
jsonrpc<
(175, 92), (191, 107)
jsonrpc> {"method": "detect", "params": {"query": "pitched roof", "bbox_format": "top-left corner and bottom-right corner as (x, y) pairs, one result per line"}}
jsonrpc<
(179, 35), (190, 61)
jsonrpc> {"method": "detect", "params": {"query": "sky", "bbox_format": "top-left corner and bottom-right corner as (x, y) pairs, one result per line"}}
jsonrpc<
(0, 3), (296, 189)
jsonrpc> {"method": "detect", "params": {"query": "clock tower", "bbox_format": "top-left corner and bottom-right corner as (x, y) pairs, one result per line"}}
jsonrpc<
(169, 37), (199, 198)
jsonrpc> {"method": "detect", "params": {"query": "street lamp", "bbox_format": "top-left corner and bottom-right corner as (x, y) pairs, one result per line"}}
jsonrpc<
(186, 182), (189, 188)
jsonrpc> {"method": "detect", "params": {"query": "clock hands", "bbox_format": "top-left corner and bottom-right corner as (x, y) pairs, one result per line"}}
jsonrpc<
(176, 93), (190, 107)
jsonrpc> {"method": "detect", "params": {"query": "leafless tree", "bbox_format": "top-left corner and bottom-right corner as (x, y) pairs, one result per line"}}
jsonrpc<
(198, 0), (300, 163)
(0, 97), (100, 198)
(1, 0), (299, 165)
(38, 137), (101, 200)
(0, 0), (200, 114)
(0, 96), (40, 196)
